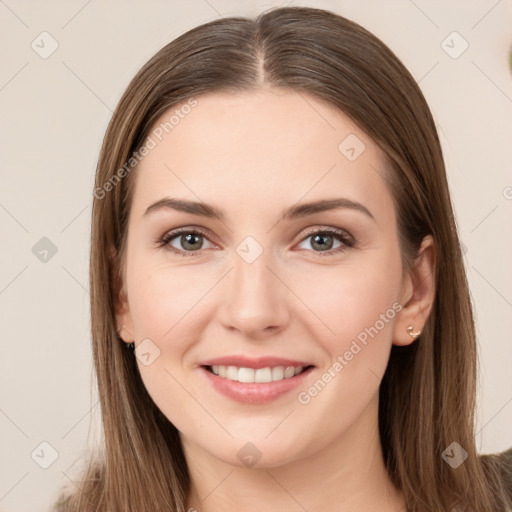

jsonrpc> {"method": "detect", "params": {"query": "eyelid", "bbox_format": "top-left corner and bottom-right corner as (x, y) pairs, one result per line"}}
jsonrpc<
(297, 225), (353, 243)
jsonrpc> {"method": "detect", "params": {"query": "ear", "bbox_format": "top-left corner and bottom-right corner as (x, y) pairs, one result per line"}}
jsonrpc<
(110, 245), (134, 344)
(393, 235), (436, 346)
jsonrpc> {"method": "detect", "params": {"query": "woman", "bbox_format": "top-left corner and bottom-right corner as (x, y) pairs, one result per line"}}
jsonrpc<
(53, 6), (512, 512)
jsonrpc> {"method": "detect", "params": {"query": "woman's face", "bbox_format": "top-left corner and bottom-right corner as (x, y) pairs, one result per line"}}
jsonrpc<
(115, 88), (426, 468)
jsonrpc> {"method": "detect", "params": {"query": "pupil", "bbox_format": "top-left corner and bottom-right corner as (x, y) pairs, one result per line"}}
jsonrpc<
(183, 233), (201, 250)
(313, 234), (333, 251)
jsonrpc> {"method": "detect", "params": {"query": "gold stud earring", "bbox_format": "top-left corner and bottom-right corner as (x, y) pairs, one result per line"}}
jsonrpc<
(407, 325), (421, 339)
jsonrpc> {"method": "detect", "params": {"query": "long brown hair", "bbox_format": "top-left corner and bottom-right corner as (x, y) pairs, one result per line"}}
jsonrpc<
(53, 6), (512, 511)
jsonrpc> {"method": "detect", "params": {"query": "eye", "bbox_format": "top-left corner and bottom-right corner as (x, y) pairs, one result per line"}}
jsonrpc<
(158, 226), (355, 257)
(296, 228), (354, 255)
(160, 228), (215, 256)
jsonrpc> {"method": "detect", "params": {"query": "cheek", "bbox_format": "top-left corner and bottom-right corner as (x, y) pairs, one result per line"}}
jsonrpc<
(288, 256), (401, 372)
(125, 257), (212, 420)
(126, 254), (219, 365)
(289, 262), (401, 431)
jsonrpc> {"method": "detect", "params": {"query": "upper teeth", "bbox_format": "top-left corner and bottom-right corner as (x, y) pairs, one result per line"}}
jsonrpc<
(211, 365), (305, 383)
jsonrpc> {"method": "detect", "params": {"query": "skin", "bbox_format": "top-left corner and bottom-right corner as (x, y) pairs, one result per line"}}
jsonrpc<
(115, 88), (436, 512)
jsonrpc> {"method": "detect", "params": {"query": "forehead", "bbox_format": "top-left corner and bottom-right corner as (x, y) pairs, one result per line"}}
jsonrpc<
(131, 89), (394, 224)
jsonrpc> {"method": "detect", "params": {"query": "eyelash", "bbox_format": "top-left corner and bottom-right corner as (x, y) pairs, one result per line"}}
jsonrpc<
(158, 226), (355, 258)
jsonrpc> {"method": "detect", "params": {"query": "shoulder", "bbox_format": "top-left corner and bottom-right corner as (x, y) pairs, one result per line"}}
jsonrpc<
(480, 446), (512, 502)
(498, 446), (512, 485)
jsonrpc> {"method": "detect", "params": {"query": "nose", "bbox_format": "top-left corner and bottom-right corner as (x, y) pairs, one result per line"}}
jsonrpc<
(217, 250), (291, 340)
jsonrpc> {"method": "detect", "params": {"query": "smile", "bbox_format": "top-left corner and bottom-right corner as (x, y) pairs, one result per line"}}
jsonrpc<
(200, 364), (315, 405)
(206, 364), (310, 383)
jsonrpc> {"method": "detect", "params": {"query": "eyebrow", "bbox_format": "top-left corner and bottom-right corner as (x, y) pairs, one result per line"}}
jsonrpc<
(143, 197), (375, 222)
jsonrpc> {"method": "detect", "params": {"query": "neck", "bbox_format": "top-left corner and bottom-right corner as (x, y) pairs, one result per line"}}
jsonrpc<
(182, 393), (406, 512)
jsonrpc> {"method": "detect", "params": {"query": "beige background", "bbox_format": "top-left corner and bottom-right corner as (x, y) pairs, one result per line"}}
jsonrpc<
(1, 0), (511, 510)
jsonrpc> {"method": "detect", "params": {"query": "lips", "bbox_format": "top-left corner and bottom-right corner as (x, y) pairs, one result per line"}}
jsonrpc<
(198, 355), (316, 404)
(199, 355), (314, 369)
